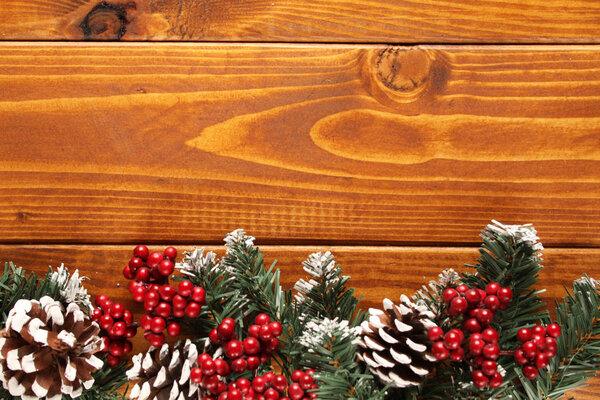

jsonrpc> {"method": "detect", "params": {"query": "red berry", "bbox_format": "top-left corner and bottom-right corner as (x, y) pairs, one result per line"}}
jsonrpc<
(225, 340), (244, 359)
(255, 313), (271, 325)
(517, 327), (533, 343)
(432, 341), (449, 360)
(95, 294), (109, 307)
(100, 314), (114, 331)
(485, 282), (500, 295)
(469, 339), (485, 356)
(288, 383), (304, 400)
(109, 341), (124, 357)
(202, 359), (216, 376)
(477, 309), (494, 325)
(100, 299), (113, 312)
(482, 328), (499, 345)
(247, 356), (260, 370)
(230, 389), (244, 400)
(269, 321), (283, 336)
(546, 323), (561, 338)
(244, 337), (261, 355)
(532, 325), (546, 337)
(214, 358), (230, 376)
(450, 347), (464, 362)
(130, 285), (146, 302)
(134, 245), (149, 260)
(442, 288), (459, 303)
(299, 374), (313, 390)
(185, 302), (201, 318)
(140, 314), (153, 331)
(483, 344), (500, 360)
(291, 370), (304, 382)
(92, 308), (103, 322)
(264, 388), (279, 400)
(192, 286), (206, 304)
(273, 375), (288, 392)
(470, 333), (483, 342)
(125, 326), (137, 338)
(155, 302), (172, 319)
(164, 246), (177, 261)
(123, 340), (133, 354)
(109, 303), (124, 319)
(489, 371), (503, 388)
(231, 358), (247, 373)
(158, 259), (175, 276)
(151, 316), (166, 333)
(465, 289), (481, 305)
(191, 367), (203, 383)
(449, 297), (468, 315)
(428, 326), (444, 341)
(523, 365), (539, 380)
(463, 318), (482, 333)
(237, 378), (251, 392)
(145, 290), (160, 306)
(198, 353), (212, 364)
(135, 267), (151, 282)
(533, 334), (545, 350)
(147, 251), (164, 268)
(167, 322), (181, 337)
(456, 284), (468, 294)
(515, 349), (529, 365)
(259, 324), (273, 341)
(172, 294), (188, 309)
(173, 308), (185, 318)
(129, 256), (144, 270)
(484, 295), (501, 311)
(159, 284), (176, 301)
(253, 376), (266, 393)
(444, 329), (463, 350)
(178, 280), (194, 297)
(123, 265), (135, 280)
(107, 354), (120, 367)
(248, 324), (260, 338)
(218, 322), (235, 340)
(522, 341), (538, 358)
(122, 310), (133, 325)
(471, 370), (489, 388)
(148, 332), (165, 347)
(266, 337), (279, 352)
(482, 360), (497, 376)
(535, 353), (549, 369)
(497, 287), (513, 303)
(111, 321), (127, 337)
(209, 328), (221, 344)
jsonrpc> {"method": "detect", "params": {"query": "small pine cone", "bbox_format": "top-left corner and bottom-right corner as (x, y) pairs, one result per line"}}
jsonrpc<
(0, 296), (103, 400)
(127, 339), (200, 400)
(358, 295), (437, 388)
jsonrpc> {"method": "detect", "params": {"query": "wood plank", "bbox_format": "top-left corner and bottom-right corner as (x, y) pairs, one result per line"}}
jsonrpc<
(1, 43), (600, 246)
(0, 0), (600, 43)
(0, 244), (597, 397)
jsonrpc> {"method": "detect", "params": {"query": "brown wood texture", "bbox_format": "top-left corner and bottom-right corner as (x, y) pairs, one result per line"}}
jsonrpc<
(1, 43), (600, 246)
(0, 244), (597, 397)
(1, 0), (600, 43)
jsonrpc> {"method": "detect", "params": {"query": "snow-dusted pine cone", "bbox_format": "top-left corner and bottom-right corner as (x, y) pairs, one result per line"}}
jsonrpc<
(358, 295), (436, 388)
(0, 296), (103, 400)
(127, 339), (200, 400)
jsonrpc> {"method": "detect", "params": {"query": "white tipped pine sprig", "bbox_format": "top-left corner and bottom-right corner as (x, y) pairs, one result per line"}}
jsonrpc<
(224, 229), (255, 254)
(413, 268), (460, 315)
(176, 247), (219, 278)
(484, 220), (544, 256)
(48, 264), (93, 312)
(298, 317), (361, 351)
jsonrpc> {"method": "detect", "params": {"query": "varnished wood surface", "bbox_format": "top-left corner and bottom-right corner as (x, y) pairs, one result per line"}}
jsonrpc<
(1, 0), (600, 43)
(1, 43), (599, 246)
(0, 244), (597, 397)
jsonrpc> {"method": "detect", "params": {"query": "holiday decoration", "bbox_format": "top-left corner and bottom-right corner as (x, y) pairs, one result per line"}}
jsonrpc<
(0, 296), (104, 399)
(127, 339), (200, 400)
(358, 295), (436, 388)
(0, 222), (598, 400)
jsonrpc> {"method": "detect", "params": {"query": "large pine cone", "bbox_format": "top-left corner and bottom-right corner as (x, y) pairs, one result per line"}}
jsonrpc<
(0, 296), (103, 400)
(358, 295), (437, 388)
(127, 339), (200, 400)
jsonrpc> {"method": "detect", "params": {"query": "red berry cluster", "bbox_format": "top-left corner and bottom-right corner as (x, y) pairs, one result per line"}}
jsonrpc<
(92, 295), (137, 366)
(138, 280), (206, 347)
(287, 369), (318, 400)
(124, 245), (206, 346)
(514, 323), (561, 379)
(124, 245), (177, 284)
(429, 281), (512, 389)
(443, 282), (512, 332)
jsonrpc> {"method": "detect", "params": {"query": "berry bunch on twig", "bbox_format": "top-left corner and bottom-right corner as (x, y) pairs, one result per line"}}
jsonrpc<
(92, 295), (137, 366)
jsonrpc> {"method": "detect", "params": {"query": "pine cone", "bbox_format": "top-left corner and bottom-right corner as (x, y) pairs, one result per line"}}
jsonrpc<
(127, 339), (200, 400)
(358, 295), (437, 388)
(0, 296), (103, 400)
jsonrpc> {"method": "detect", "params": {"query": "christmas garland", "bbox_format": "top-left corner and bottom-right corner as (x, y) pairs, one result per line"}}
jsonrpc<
(0, 221), (598, 400)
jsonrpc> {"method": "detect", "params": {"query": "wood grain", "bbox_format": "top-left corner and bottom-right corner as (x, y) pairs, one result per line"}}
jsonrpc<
(1, 43), (600, 246)
(0, 244), (597, 397)
(1, 0), (600, 43)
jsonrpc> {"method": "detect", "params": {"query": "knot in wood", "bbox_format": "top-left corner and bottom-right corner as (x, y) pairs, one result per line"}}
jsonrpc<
(80, 1), (135, 40)
(376, 47), (432, 92)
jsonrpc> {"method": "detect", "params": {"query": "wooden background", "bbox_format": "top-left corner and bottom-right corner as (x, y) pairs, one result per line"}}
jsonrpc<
(0, 0), (598, 398)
